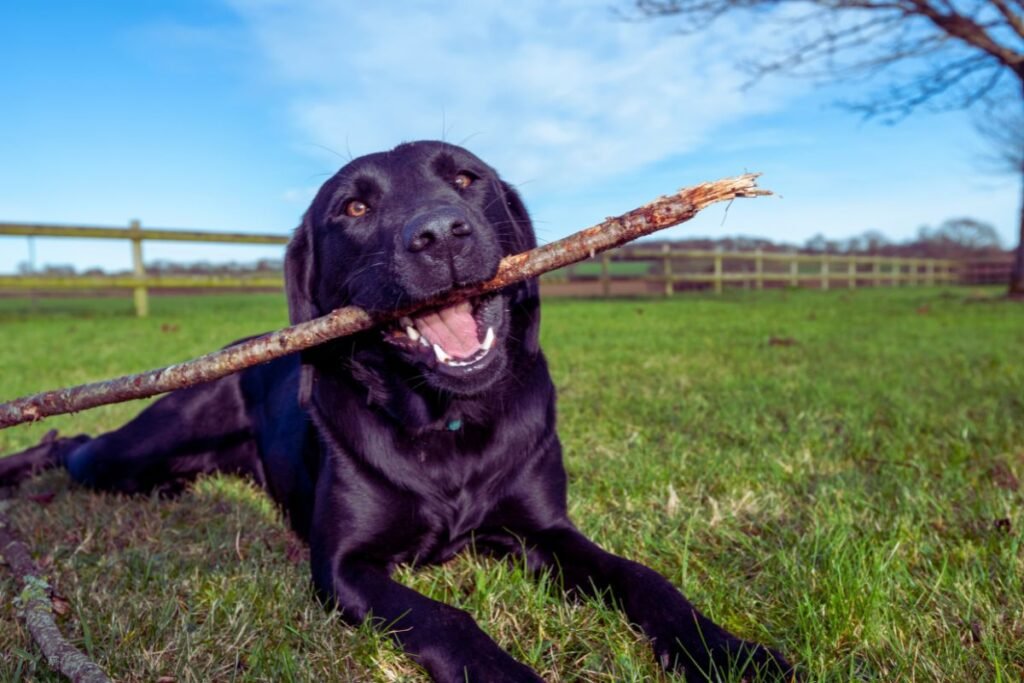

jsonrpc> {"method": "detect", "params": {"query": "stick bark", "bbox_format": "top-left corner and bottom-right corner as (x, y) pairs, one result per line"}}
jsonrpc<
(0, 513), (112, 682)
(0, 174), (769, 430)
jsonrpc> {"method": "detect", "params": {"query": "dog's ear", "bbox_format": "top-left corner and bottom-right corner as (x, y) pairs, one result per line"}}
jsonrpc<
(285, 211), (320, 325)
(284, 212), (320, 405)
(498, 181), (542, 355)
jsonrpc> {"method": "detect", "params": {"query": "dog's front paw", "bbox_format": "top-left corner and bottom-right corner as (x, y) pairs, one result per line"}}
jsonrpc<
(426, 648), (545, 683)
(461, 661), (545, 683)
(713, 636), (797, 682)
(657, 634), (798, 682)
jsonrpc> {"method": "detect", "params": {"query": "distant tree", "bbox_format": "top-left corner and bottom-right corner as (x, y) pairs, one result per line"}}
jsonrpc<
(905, 216), (999, 253)
(912, 217), (1004, 256)
(841, 234), (869, 253)
(931, 217), (1004, 250)
(632, 0), (1024, 296)
(861, 230), (891, 253)
(976, 102), (1024, 175)
(803, 233), (842, 253)
(804, 234), (826, 253)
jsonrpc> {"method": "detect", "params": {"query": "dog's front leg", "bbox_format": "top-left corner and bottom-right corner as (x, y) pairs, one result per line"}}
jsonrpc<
(306, 475), (543, 682)
(527, 524), (796, 682)
(309, 558), (542, 682)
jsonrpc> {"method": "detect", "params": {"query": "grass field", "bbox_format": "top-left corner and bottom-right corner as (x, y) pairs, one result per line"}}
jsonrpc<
(1, 288), (1022, 682)
(543, 260), (654, 281)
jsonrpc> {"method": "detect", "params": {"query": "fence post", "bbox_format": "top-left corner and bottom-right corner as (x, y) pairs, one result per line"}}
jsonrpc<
(847, 257), (856, 289)
(26, 236), (39, 313)
(789, 254), (798, 288)
(714, 248), (723, 295)
(821, 254), (830, 291)
(662, 244), (673, 297)
(600, 252), (611, 297)
(129, 219), (149, 318)
(754, 248), (764, 290)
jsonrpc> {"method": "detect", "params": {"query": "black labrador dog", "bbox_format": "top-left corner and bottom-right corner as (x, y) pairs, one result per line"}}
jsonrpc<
(1, 141), (794, 682)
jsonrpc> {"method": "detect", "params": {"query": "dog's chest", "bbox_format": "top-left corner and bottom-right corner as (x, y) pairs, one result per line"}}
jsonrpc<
(416, 489), (489, 564)
(399, 433), (521, 564)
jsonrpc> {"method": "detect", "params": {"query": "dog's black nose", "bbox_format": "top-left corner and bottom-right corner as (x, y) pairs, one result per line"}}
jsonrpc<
(403, 208), (473, 254)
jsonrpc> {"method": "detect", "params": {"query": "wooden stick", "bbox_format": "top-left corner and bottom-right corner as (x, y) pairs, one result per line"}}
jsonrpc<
(0, 174), (769, 429)
(0, 512), (112, 682)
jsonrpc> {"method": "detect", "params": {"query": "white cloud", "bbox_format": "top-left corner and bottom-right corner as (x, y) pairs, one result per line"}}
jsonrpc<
(223, 0), (805, 186)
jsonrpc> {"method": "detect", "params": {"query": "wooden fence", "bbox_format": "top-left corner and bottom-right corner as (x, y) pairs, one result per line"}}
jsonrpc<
(0, 221), (999, 316)
(956, 257), (1017, 285)
(550, 247), (960, 297)
(0, 221), (288, 316)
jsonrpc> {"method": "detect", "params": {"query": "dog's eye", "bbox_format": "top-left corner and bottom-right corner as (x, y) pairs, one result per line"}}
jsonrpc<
(453, 173), (475, 190)
(344, 199), (369, 218)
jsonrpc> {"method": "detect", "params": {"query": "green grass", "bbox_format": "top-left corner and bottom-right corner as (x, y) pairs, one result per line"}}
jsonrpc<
(545, 260), (653, 279)
(1, 288), (1022, 682)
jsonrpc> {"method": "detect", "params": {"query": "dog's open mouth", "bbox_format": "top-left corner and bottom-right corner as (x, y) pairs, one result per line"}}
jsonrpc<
(383, 295), (503, 370)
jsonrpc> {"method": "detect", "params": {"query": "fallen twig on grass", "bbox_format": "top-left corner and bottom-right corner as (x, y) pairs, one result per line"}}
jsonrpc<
(0, 174), (770, 429)
(0, 511), (112, 682)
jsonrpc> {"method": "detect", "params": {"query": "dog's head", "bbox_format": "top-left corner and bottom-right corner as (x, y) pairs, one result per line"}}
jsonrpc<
(286, 141), (540, 399)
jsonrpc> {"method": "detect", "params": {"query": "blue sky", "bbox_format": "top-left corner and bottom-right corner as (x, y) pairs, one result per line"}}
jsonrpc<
(0, 1), (1018, 273)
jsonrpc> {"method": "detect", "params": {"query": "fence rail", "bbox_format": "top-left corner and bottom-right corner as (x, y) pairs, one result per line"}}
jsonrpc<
(0, 275), (284, 289)
(0, 222), (290, 244)
(552, 248), (961, 296)
(1, 221), (289, 316)
(0, 221), (1007, 316)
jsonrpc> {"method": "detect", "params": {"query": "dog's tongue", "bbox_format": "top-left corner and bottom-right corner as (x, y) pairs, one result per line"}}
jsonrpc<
(414, 301), (481, 359)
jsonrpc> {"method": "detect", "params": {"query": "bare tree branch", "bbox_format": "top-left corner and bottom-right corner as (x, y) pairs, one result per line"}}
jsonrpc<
(0, 174), (770, 430)
(632, 0), (1024, 107)
(990, 0), (1024, 38)
(749, 14), (941, 80)
(905, 0), (1024, 69)
(852, 52), (1003, 116)
(0, 511), (112, 683)
(631, 0), (1024, 295)
(976, 102), (1024, 173)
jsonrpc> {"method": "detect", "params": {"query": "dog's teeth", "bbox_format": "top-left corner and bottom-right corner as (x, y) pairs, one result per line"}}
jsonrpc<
(406, 326), (420, 342)
(419, 336), (430, 348)
(482, 327), (495, 351)
(432, 344), (451, 363)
